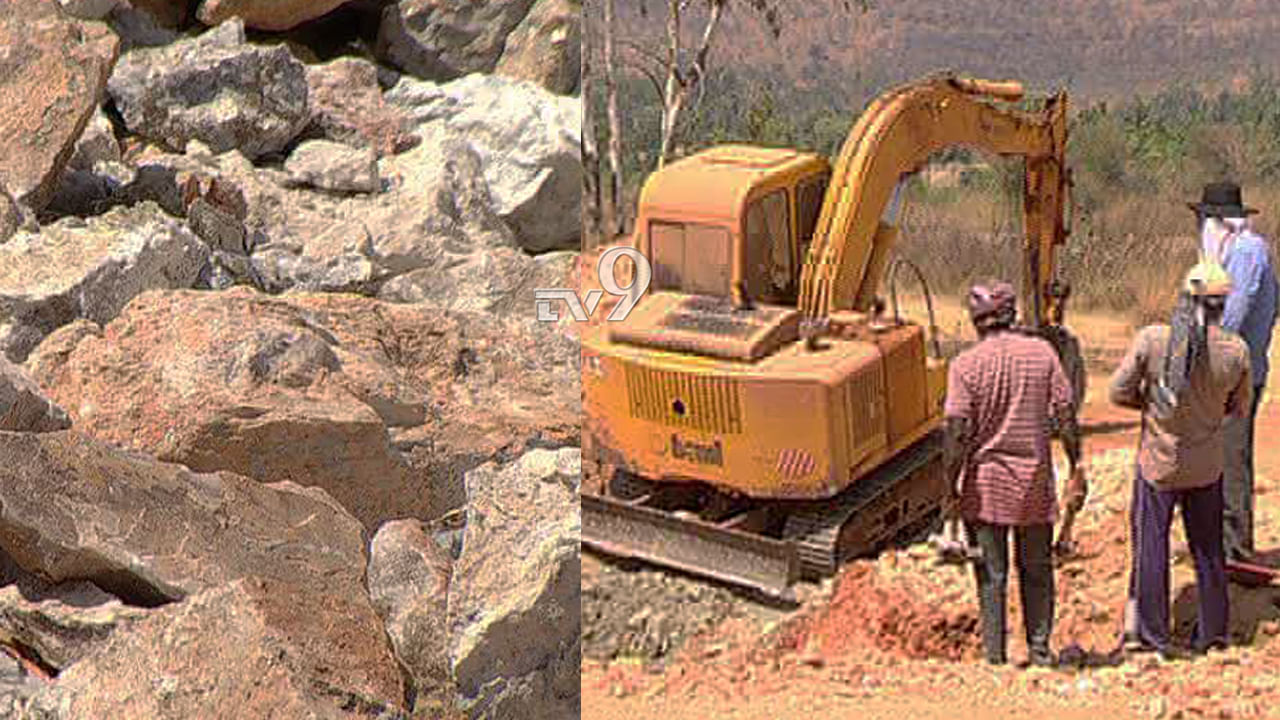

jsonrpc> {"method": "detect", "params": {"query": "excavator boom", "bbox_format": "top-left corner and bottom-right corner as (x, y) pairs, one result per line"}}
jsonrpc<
(798, 74), (1069, 330)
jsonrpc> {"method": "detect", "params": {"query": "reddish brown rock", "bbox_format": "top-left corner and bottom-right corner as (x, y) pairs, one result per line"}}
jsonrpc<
(197, 0), (354, 31)
(23, 577), (405, 719)
(306, 56), (412, 157)
(27, 288), (581, 528)
(0, 0), (120, 210)
(0, 429), (370, 604)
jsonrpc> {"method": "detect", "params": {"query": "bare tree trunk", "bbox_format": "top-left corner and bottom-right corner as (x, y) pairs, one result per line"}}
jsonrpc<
(580, 3), (604, 250)
(604, 0), (625, 240)
(657, 0), (682, 168)
(657, 0), (725, 168)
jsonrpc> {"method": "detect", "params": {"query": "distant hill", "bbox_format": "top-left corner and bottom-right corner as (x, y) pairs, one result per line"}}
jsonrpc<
(614, 0), (1280, 103)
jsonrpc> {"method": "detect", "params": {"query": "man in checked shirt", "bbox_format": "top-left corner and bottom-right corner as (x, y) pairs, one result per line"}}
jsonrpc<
(943, 282), (1083, 667)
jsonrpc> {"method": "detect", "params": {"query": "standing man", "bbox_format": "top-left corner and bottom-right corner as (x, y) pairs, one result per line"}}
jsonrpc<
(1192, 182), (1278, 568)
(1111, 262), (1252, 657)
(943, 282), (1082, 667)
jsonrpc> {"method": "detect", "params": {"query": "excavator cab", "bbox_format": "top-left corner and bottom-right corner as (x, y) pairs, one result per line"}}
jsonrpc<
(636, 145), (831, 308)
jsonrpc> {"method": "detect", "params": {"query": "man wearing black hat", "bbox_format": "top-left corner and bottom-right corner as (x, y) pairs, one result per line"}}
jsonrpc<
(1190, 181), (1279, 569)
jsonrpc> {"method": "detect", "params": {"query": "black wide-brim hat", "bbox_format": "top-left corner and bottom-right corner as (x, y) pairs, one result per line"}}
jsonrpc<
(1188, 181), (1258, 217)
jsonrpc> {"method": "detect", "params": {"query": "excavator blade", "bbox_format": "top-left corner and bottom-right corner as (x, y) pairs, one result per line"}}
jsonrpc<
(581, 492), (802, 602)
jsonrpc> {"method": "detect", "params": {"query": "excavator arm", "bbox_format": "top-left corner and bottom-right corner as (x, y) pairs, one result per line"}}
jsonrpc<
(797, 73), (1070, 332)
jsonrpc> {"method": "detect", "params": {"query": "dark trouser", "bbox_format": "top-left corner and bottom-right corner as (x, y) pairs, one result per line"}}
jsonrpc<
(964, 521), (1055, 664)
(1128, 469), (1229, 652)
(1223, 385), (1264, 562)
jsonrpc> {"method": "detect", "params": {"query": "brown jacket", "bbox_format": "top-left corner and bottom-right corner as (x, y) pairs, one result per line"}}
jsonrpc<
(1109, 324), (1252, 490)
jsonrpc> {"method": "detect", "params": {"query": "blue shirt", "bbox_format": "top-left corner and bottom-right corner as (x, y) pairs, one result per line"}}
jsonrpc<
(1222, 230), (1279, 388)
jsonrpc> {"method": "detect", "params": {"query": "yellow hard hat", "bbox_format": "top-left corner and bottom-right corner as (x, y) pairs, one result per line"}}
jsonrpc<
(1184, 260), (1233, 296)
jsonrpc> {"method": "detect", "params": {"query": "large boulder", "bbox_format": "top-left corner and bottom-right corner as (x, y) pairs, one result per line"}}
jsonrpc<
(0, 429), (372, 604)
(0, 0), (120, 210)
(197, 0), (354, 31)
(378, 247), (576, 317)
(448, 448), (581, 719)
(495, 0), (581, 95)
(386, 74), (581, 251)
(106, 19), (310, 158)
(0, 357), (71, 432)
(22, 577), (406, 719)
(0, 202), (209, 363)
(27, 289), (581, 528)
(306, 57), (412, 157)
(368, 520), (453, 711)
(376, 0), (537, 81)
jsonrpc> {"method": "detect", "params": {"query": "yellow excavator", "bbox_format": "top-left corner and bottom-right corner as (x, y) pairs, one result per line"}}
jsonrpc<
(581, 73), (1074, 600)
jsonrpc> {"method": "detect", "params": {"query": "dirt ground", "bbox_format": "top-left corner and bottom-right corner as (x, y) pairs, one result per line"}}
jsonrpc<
(582, 300), (1280, 719)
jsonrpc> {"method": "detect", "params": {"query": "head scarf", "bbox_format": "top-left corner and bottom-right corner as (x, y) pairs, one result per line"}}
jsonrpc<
(968, 282), (1017, 330)
(1200, 215), (1249, 264)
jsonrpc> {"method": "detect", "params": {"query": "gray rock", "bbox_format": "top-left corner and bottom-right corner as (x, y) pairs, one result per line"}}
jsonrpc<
(43, 161), (136, 219)
(495, 0), (581, 95)
(368, 520), (453, 710)
(378, 246), (576, 319)
(0, 357), (70, 433)
(0, 0), (120, 210)
(0, 651), (45, 717)
(106, 19), (310, 158)
(448, 448), (580, 720)
(375, 0), (537, 81)
(68, 108), (121, 172)
(285, 140), (381, 194)
(0, 187), (21, 245)
(58, 0), (123, 21)
(386, 74), (581, 251)
(0, 202), (209, 363)
(105, 3), (182, 49)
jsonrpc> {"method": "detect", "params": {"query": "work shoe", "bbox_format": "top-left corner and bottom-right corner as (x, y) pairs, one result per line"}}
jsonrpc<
(1119, 632), (1156, 654)
(1027, 649), (1057, 669)
(1191, 639), (1229, 657)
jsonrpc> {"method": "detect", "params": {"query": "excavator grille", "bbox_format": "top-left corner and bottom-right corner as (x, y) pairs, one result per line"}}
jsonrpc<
(623, 362), (743, 435)
(844, 366), (886, 461)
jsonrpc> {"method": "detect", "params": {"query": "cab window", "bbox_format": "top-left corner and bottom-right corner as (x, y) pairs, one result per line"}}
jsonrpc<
(649, 221), (732, 296)
(744, 189), (793, 300)
(795, 173), (829, 269)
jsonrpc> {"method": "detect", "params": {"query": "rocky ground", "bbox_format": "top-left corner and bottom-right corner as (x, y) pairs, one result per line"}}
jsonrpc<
(0, 0), (581, 717)
(582, 316), (1280, 719)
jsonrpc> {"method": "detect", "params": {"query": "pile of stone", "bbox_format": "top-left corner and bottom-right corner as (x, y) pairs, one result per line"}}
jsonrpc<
(0, 1), (583, 716)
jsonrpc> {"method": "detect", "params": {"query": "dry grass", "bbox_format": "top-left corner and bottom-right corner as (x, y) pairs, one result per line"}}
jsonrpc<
(893, 182), (1280, 325)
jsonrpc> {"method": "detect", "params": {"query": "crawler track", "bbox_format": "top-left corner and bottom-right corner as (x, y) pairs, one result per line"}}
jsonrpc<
(582, 431), (947, 600)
